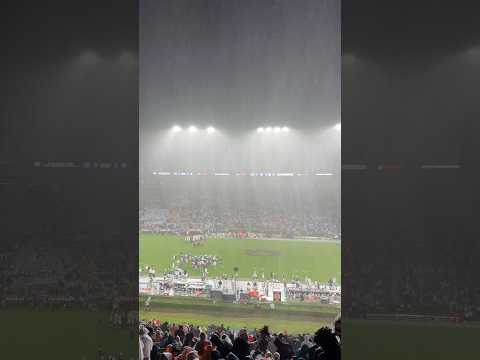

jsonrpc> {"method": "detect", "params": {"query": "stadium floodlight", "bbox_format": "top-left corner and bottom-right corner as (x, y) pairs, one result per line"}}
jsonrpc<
(188, 125), (198, 133)
(282, 126), (289, 132)
(274, 126), (281, 133)
(257, 127), (264, 133)
(206, 126), (215, 134)
(172, 125), (182, 133)
(265, 126), (273, 132)
(334, 123), (341, 131)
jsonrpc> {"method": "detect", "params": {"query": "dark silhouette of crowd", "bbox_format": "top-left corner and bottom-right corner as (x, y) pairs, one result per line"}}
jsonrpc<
(139, 322), (341, 360)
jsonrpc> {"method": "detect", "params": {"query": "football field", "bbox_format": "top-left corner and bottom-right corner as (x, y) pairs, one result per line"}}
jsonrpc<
(139, 234), (340, 282)
(139, 234), (340, 333)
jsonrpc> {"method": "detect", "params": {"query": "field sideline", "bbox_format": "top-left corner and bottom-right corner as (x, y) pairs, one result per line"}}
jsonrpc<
(139, 296), (339, 334)
(139, 234), (340, 282)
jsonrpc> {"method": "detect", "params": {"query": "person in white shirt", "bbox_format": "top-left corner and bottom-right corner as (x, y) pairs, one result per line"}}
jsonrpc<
(139, 336), (144, 360)
(140, 325), (153, 360)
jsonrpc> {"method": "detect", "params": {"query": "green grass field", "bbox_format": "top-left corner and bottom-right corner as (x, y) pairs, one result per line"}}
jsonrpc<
(139, 234), (340, 282)
(139, 234), (340, 333)
(139, 296), (339, 334)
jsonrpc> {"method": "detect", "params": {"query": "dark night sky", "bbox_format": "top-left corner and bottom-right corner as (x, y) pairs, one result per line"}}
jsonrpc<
(2, 0), (478, 163)
(140, 0), (340, 133)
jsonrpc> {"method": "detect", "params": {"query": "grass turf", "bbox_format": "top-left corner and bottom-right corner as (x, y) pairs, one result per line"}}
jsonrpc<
(139, 234), (340, 282)
(139, 296), (339, 334)
(139, 234), (340, 334)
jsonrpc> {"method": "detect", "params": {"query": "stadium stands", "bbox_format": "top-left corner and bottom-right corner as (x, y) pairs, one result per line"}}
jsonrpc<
(139, 322), (341, 360)
(140, 206), (340, 240)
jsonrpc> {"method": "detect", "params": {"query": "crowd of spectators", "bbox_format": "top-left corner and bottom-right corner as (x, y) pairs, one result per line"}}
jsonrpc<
(139, 322), (341, 360)
(140, 207), (340, 240)
(0, 232), (136, 311)
(343, 244), (480, 320)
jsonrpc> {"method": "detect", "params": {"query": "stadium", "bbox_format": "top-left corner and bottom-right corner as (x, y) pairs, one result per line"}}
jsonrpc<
(138, 0), (342, 359)
(139, 124), (341, 333)
(4, 0), (480, 359)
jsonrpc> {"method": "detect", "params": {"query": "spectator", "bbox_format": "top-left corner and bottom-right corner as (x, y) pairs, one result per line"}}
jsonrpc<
(274, 335), (294, 360)
(138, 320), (341, 360)
(313, 328), (340, 360)
(210, 333), (229, 358)
(231, 329), (250, 360)
(140, 325), (154, 360)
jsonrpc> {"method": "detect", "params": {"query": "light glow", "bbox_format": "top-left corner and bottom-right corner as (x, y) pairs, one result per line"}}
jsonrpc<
(206, 126), (216, 134)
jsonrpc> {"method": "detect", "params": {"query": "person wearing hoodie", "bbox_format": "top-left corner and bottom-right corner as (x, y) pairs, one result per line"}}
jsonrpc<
(222, 333), (233, 352)
(273, 335), (294, 360)
(173, 335), (184, 353)
(210, 333), (229, 359)
(312, 327), (340, 360)
(231, 329), (250, 360)
(296, 335), (313, 360)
